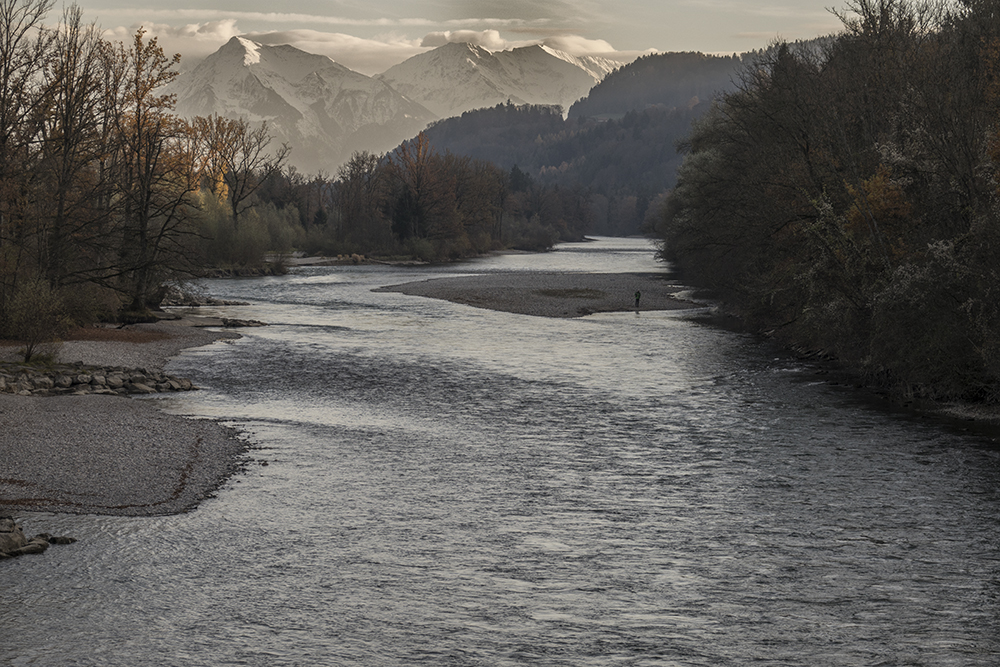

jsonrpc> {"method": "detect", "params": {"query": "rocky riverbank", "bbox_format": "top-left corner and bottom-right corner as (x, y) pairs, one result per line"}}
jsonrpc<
(0, 361), (195, 397)
(0, 318), (251, 517)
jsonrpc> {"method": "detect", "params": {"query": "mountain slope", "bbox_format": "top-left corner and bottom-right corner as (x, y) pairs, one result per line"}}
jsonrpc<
(378, 42), (619, 119)
(568, 51), (744, 119)
(168, 37), (435, 173)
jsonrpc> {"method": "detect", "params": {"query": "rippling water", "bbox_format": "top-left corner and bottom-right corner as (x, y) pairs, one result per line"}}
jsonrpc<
(3, 238), (1000, 665)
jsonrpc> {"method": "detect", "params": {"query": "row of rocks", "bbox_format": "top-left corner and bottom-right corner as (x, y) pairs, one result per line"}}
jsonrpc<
(160, 284), (249, 307)
(1, 517), (75, 558)
(0, 361), (196, 397)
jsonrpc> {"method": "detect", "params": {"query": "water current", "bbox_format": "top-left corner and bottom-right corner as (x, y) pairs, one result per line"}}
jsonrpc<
(3, 238), (1000, 665)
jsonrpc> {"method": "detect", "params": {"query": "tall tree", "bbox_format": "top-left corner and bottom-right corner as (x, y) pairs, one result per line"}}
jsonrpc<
(0, 0), (54, 290)
(106, 29), (198, 312)
(36, 5), (107, 285)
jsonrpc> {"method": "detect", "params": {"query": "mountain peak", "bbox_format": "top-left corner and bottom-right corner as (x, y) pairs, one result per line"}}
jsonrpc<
(166, 39), (433, 174)
(379, 41), (615, 119)
(220, 36), (262, 65)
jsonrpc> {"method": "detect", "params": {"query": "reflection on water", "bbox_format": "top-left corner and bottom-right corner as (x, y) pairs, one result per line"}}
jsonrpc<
(3, 238), (1000, 666)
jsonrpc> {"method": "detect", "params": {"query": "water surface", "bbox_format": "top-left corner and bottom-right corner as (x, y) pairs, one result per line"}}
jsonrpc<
(3, 238), (999, 666)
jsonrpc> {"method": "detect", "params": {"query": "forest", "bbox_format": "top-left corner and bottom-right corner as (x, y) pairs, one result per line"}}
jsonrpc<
(420, 103), (701, 236)
(658, 0), (1000, 404)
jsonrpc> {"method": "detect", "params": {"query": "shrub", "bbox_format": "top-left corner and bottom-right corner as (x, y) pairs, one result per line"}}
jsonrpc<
(2, 278), (72, 362)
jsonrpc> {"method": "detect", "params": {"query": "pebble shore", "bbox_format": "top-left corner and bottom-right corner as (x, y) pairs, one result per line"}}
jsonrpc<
(0, 319), (246, 517)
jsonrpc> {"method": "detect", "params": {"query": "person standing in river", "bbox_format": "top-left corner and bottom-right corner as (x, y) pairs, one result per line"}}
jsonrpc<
(634, 290), (641, 309)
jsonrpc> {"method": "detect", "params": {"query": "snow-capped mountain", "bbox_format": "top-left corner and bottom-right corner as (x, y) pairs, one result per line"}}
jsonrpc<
(167, 37), (435, 173)
(378, 42), (621, 120)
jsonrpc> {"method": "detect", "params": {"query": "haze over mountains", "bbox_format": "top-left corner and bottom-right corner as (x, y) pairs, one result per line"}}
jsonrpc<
(168, 37), (625, 173)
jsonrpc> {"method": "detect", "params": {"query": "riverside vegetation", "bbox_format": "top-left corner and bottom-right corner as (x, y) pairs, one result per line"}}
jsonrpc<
(658, 0), (1000, 406)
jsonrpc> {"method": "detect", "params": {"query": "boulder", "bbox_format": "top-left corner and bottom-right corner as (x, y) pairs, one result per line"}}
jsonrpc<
(0, 516), (75, 558)
(31, 376), (54, 390)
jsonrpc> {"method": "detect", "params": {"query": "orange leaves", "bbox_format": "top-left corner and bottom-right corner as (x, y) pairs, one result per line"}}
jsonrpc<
(844, 164), (912, 259)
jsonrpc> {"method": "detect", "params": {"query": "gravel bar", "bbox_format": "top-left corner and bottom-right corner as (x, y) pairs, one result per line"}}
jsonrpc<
(0, 319), (246, 516)
(378, 271), (698, 318)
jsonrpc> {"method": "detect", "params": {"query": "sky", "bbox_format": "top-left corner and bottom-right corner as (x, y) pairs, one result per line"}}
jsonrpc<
(73, 0), (845, 75)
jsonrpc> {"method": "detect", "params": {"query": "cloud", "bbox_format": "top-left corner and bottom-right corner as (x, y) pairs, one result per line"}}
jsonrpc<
(102, 20), (243, 60)
(540, 34), (616, 56)
(420, 30), (508, 50)
(88, 7), (543, 30)
(415, 29), (642, 64)
(96, 12), (643, 75)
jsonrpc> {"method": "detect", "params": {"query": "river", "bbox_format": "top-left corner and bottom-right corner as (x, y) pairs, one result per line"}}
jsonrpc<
(3, 237), (1000, 665)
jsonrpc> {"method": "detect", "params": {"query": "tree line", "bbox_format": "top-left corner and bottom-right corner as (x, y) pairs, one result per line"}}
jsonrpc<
(658, 0), (1000, 403)
(421, 102), (710, 235)
(254, 132), (595, 265)
(0, 0), (289, 352)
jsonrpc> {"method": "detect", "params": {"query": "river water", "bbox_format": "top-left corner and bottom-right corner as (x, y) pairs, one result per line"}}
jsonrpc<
(3, 238), (1000, 665)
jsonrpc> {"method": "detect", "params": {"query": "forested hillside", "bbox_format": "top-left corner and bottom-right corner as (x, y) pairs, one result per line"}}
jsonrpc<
(420, 103), (703, 235)
(567, 51), (742, 119)
(413, 52), (745, 236)
(659, 0), (1000, 404)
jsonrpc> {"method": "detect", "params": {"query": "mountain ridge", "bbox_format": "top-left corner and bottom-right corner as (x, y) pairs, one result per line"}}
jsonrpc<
(166, 37), (624, 174)
(167, 36), (435, 173)
(377, 42), (620, 120)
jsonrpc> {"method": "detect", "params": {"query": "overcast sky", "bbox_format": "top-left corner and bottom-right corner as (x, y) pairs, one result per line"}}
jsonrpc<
(73, 0), (845, 74)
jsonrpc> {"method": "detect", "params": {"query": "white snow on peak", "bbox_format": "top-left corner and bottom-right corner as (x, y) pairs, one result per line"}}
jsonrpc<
(236, 37), (261, 66)
(538, 45), (621, 80)
(165, 37), (619, 173)
(378, 41), (617, 120)
(165, 37), (433, 174)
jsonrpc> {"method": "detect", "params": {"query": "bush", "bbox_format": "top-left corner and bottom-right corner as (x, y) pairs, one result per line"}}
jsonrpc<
(2, 278), (72, 362)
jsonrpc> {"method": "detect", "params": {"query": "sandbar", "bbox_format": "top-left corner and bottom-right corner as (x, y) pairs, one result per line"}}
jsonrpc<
(378, 271), (697, 318)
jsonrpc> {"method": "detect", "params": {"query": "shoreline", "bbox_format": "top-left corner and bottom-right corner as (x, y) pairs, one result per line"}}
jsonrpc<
(0, 318), (249, 517)
(1, 271), (693, 517)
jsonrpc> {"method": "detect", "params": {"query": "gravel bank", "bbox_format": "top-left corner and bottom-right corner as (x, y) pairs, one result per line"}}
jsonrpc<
(0, 319), (246, 516)
(378, 271), (698, 318)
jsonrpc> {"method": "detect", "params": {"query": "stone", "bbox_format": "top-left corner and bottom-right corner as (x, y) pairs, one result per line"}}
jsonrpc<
(0, 517), (75, 558)
(75, 374), (92, 385)
(32, 376), (54, 390)
(222, 318), (266, 327)
(0, 517), (24, 553)
(55, 375), (73, 388)
(128, 383), (156, 394)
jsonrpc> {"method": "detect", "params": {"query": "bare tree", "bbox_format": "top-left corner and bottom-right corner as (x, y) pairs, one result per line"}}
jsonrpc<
(36, 5), (107, 285)
(0, 0), (54, 289)
(225, 119), (290, 225)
